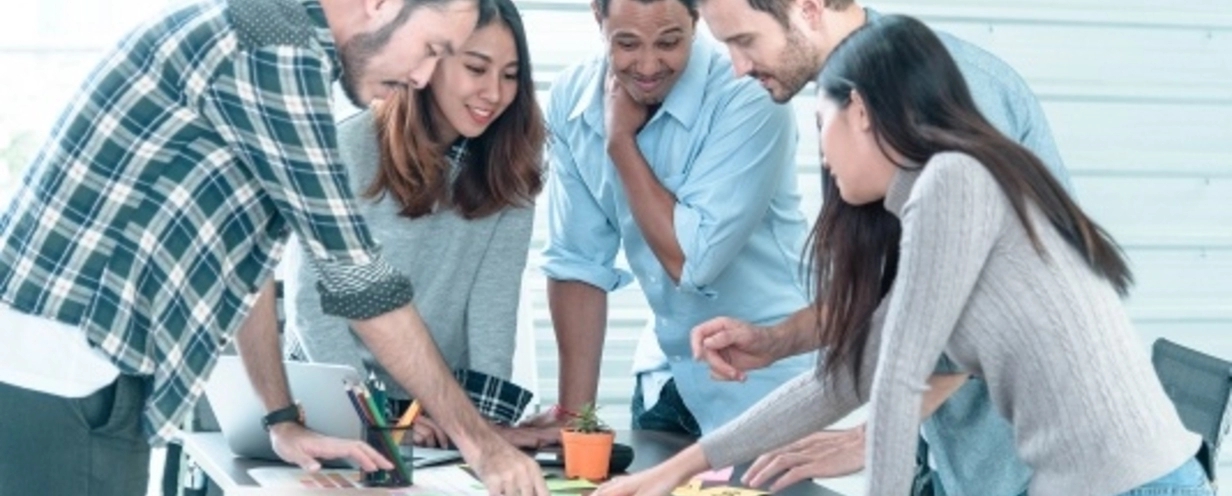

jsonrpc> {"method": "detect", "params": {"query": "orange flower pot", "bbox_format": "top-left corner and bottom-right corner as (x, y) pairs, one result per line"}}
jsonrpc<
(560, 428), (615, 481)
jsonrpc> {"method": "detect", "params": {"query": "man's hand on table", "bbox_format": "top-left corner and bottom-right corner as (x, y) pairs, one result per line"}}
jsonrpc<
(269, 422), (391, 472)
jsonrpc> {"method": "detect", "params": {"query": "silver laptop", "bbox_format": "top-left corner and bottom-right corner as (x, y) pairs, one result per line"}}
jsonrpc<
(204, 356), (364, 463)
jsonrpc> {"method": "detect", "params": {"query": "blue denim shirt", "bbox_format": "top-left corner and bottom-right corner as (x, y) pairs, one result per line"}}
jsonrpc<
(542, 39), (815, 433)
(865, 8), (1074, 496)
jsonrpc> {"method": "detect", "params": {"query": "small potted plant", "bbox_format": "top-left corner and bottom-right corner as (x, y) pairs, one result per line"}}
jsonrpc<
(560, 402), (615, 481)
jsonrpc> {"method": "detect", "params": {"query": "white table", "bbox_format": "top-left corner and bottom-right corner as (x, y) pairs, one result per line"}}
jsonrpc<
(178, 432), (392, 495)
(178, 430), (847, 495)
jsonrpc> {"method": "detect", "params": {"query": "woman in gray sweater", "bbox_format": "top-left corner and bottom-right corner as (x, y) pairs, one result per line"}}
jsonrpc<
(284, 0), (548, 448)
(597, 15), (1210, 496)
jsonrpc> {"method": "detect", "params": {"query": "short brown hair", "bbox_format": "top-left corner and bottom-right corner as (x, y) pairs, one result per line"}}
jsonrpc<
(700, 0), (854, 26)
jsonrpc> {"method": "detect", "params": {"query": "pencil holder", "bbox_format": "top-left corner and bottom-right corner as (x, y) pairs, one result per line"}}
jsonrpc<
(360, 425), (414, 487)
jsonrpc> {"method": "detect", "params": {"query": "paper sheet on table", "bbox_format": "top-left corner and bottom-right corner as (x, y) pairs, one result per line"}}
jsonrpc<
(674, 486), (769, 496)
(693, 489), (769, 496)
(545, 477), (599, 492)
(672, 471), (768, 496)
(247, 465), (487, 495)
(403, 446), (463, 468)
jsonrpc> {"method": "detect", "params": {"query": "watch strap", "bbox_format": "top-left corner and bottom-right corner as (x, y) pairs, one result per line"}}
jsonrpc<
(262, 403), (304, 431)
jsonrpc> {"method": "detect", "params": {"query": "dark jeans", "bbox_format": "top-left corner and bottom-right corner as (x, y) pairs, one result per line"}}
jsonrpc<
(0, 374), (150, 496)
(913, 439), (944, 496)
(630, 376), (701, 438)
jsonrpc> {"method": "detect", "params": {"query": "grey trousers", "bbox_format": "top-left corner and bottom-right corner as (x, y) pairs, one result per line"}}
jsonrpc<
(0, 374), (151, 495)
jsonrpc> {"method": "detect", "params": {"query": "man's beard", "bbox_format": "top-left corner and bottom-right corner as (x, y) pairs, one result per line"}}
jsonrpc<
(337, 22), (401, 107)
(338, 56), (367, 107)
(754, 28), (820, 103)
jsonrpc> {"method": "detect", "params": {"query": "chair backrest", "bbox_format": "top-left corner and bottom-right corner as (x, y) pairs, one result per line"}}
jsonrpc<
(1151, 337), (1232, 483)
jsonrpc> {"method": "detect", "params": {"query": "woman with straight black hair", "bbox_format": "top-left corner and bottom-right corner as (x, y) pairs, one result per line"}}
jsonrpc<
(594, 14), (1210, 496)
(803, 14), (1208, 495)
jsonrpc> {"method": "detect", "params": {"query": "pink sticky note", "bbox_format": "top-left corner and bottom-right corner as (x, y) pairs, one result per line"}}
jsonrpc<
(696, 466), (734, 483)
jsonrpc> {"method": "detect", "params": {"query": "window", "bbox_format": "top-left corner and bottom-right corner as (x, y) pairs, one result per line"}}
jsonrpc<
(0, 0), (171, 204)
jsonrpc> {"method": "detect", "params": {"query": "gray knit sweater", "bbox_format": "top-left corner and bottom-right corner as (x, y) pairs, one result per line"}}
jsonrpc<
(700, 152), (1198, 495)
(284, 111), (534, 398)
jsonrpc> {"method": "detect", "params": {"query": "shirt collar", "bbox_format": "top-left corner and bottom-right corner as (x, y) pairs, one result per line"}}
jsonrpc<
(864, 6), (883, 25)
(568, 39), (713, 131)
(301, 0), (342, 81)
(883, 166), (922, 218)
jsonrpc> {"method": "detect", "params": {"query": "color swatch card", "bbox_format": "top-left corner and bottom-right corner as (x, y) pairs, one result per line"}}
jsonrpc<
(247, 467), (366, 490)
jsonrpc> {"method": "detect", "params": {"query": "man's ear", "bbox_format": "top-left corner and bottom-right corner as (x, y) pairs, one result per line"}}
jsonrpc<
(364, 0), (400, 27)
(592, 0), (603, 27)
(796, 0), (823, 29)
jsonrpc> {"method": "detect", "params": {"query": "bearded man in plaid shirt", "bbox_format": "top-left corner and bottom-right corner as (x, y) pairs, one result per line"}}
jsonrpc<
(0, 0), (550, 494)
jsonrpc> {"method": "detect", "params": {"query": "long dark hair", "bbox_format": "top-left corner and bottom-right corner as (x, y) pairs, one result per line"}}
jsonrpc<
(368, 0), (544, 219)
(809, 14), (1132, 382)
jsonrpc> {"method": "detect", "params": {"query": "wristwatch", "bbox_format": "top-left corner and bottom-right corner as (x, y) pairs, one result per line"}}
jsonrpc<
(262, 402), (305, 431)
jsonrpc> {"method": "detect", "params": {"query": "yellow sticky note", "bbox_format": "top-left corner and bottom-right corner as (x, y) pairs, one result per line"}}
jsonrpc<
(672, 479), (704, 496)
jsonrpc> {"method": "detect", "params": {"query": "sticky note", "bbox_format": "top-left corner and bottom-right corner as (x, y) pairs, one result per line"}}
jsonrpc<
(673, 479), (704, 496)
(547, 478), (600, 492)
(696, 466), (734, 482)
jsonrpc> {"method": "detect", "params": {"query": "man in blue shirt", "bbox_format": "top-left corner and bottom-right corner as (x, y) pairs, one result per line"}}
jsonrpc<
(522, 0), (814, 437)
(689, 0), (1074, 494)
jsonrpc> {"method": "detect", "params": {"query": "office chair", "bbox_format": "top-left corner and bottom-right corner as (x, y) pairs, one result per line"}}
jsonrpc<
(1152, 337), (1232, 487)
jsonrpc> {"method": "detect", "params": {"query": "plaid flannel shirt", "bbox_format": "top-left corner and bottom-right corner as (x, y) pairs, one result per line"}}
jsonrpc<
(0, 0), (412, 445)
(453, 369), (533, 425)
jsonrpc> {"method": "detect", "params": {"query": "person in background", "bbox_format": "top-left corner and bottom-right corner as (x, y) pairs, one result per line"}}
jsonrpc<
(519, 0), (815, 440)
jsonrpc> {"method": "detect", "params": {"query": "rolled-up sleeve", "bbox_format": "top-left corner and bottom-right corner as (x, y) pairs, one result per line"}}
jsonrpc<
(541, 91), (631, 291)
(202, 45), (412, 320)
(673, 86), (796, 294)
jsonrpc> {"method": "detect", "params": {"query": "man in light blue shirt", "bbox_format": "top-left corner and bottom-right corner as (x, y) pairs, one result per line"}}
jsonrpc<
(527, 0), (814, 436)
(690, 0), (1074, 494)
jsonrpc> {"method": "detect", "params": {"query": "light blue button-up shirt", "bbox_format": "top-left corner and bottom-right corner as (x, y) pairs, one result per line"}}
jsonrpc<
(542, 39), (815, 434)
(862, 8), (1073, 496)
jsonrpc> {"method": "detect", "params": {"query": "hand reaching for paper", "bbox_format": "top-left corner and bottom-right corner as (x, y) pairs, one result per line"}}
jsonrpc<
(742, 426), (866, 493)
